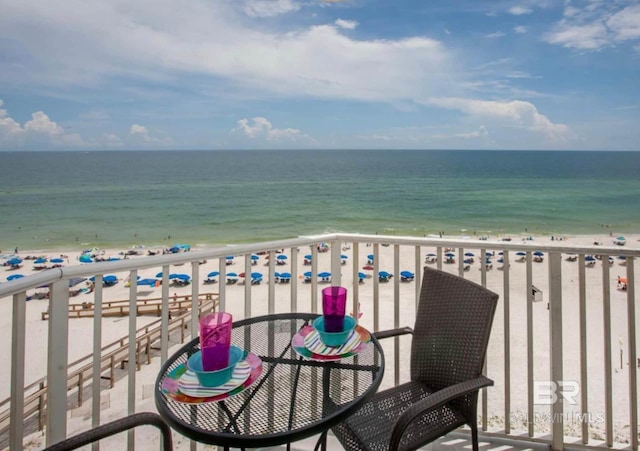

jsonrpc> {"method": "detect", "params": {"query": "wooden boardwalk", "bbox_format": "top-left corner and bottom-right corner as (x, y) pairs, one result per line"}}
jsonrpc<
(0, 292), (219, 445)
(40, 292), (216, 320)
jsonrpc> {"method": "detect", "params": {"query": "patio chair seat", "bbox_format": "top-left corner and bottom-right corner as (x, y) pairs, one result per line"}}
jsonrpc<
(331, 267), (498, 451)
(332, 380), (467, 451)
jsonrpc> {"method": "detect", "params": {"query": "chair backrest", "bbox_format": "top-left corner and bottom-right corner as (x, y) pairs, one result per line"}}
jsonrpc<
(410, 267), (499, 389)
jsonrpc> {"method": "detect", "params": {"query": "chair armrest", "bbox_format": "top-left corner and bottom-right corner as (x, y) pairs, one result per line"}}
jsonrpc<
(44, 412), (173, 451)
(390, 376), (493, 450)
(372, 327), (413, 340)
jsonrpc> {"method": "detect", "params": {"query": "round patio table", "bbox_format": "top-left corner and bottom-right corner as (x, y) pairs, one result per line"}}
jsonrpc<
(155, 312), (384, 450)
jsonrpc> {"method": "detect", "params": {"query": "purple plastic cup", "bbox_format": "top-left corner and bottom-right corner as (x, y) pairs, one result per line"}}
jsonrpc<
(199, 312), (233, 371)
(322, 286), (347, 333)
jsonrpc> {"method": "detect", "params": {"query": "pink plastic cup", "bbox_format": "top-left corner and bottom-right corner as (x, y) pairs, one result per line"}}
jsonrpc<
(322, 286), (347, 333)
(199, 312), (233, 371)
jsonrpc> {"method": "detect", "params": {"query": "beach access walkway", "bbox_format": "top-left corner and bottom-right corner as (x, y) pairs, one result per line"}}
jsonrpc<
(40, 292), (216, 320)
(0, 292), (219, 447)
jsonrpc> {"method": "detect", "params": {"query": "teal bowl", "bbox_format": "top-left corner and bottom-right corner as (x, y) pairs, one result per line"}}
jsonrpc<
(187, 346), (243, 387)
(313, 316), (356, 347)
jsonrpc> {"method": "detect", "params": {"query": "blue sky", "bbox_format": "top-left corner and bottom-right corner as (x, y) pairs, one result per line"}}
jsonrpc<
(0, 0), (639, 151)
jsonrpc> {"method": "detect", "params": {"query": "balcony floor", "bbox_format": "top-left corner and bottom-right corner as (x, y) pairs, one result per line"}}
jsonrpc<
(252, 431), (550, 451)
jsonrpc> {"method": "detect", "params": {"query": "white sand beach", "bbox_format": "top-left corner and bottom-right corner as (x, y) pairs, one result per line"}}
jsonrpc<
(1, 233), (638, 449)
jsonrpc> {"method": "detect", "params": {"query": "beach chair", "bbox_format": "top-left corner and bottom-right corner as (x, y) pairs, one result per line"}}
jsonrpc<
(43, 412), (172, 451)
(330, 267), (499, 451)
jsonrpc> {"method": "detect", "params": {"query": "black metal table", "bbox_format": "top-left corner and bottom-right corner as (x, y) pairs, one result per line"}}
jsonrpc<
(155, 312), (384, 450)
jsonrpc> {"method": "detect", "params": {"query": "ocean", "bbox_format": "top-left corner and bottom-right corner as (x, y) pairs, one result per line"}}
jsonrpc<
(1, 150), (639, 251)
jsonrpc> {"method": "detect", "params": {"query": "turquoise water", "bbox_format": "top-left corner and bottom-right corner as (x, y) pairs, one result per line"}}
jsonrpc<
(0, 150), (639, 250)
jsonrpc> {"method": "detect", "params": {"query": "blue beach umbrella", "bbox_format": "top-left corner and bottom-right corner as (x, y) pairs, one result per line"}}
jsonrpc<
(279, 272), (291, 279)
(7, 274), (24, 281)
(89, 275), (117, 282)
(585, 256), (596, 261)
(34, 258), (47, 264)
(367, 254), (374, 260)
(138, 278), (158, 286)
(251, 272), (263, 279)
(379, 270), (392, 278)
(464, 259), (473, 264)
(276, 255), (287, 260)
(400, 271), (414, 278)
(303, 271), (313, 278)
(79, 254), (93, 263)
(251, 254), (259, 261)
(516, 252), (526, 256)
(533, 251), (544, 257)
(226, 272), (238, 279)
(358, 272), (367, 280)
(498, 258), (504, 263)
(226, 255), (234, 260)
(445, 253), (455, 257)
(426, 253), (436, 257)
(7, 258), (22, 266)
(341, 254), (348, 260)
(464, 252), (475, 257)
(485, 259), (492, 264)
(304, 254), (312, 260)
(318, 271), (331, 278)
(207, 271), (220, 278)
(50, 258), (64, 264)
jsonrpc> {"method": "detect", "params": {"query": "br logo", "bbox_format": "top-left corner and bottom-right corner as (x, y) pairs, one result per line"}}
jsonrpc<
(533, 381), (580, 405)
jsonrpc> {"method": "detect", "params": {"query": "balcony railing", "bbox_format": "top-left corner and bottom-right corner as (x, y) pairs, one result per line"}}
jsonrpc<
(0, 233), (637, 450)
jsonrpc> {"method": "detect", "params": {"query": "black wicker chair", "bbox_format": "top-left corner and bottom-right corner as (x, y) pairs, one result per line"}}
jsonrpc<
(43, 412), (172, 450)
(331, 266), (499, 451)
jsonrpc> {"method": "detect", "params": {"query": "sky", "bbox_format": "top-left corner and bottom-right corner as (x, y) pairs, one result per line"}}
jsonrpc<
(0, 0), (639, 151)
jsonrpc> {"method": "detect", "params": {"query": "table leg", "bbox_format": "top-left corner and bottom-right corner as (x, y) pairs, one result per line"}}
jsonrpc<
(313, 430), (328, 451)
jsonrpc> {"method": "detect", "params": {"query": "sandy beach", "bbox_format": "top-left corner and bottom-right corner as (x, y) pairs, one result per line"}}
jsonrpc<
(2, 232), (638, 449)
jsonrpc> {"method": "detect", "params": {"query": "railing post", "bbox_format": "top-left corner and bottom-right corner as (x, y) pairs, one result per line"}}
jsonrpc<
(503, 250), (510, 434)
(10, 291), (27, 450)
(46, 279), (70, 447)
(127, 270), (137, 450)
(548, 252), (564, 451)
(626, 257), (638, 450)
(331, 239), (342, 287)
(92, 275), (103, 451)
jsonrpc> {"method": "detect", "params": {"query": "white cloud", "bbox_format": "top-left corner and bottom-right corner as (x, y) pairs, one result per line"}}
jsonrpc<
(456, 125), (489, 138)
(425, 97), (573, 143)
(242, 0), (300, 17)
(509, 6), (533, 15)
(544, 22), (608, 49)
(545, 2), (640, 50)
(513, 26), (528, 34)
(231, 117), (311, 142)
(0, 100), (24, 141)
(485, 31), (506, 39)
(24, 111), (64, 137)
(0, 1), (454, 105)
(335, 19), (358, 30)
(129, 124), (172, 145)
(0, 100), (88, 148)
(607, 4), (640, 41)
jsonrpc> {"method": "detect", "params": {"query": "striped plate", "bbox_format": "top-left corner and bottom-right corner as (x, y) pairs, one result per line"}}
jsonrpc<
(178, 360), (251, 398)
(304, 328), (361, 356)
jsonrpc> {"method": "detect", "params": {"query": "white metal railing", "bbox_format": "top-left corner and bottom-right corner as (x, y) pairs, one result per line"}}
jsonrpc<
(0, 233), (638, 451)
